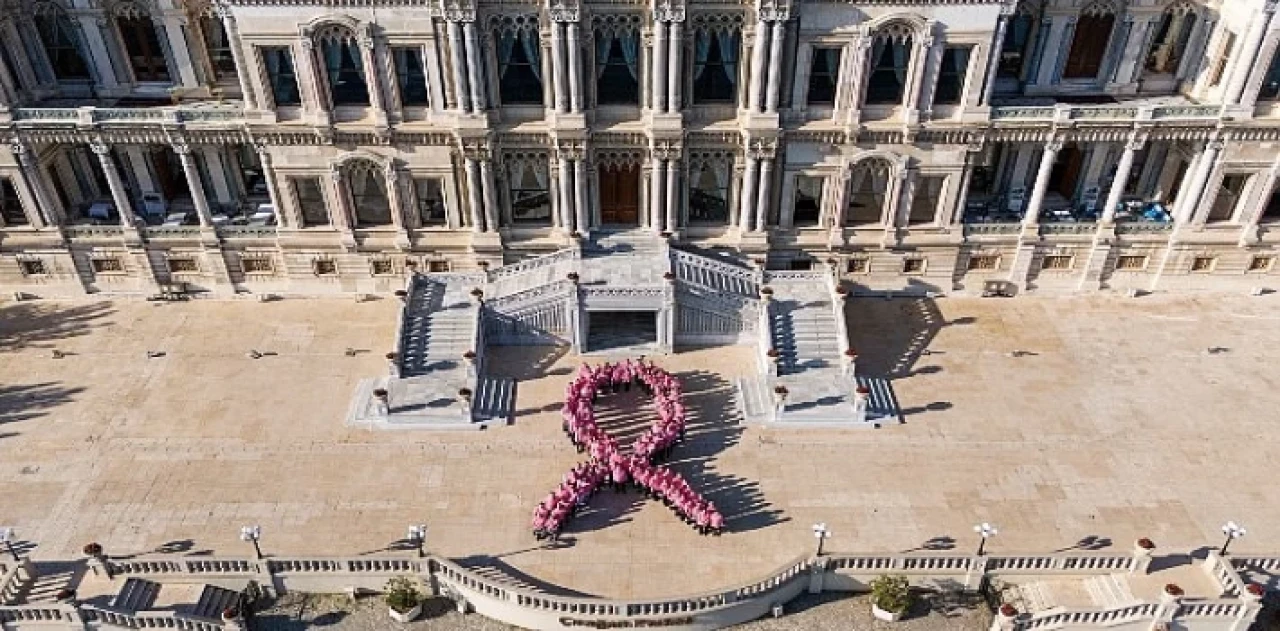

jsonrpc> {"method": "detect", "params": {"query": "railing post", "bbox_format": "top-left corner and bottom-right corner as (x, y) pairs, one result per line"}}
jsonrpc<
(1131, 539), (1155, 575)
(806, 557), (828, 594)
(965, 555), (988, 590)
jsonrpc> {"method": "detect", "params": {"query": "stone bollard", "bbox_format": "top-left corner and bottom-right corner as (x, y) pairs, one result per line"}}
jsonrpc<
(853, 386), (870, 424)
(772, 386), (788, 421)
(469, 288), (484, 307)
(766, 349), (780, 378)
(843, 349), (858, 380)
(385, 352), (400, 378)
(459, 388), (473, 420)
(760, 287), (774, 303)
(463, 351), (477, 378)
(990, 604), (1018, 631)
(1130, 538), (1155, 575)
(372, 388), (390, 416)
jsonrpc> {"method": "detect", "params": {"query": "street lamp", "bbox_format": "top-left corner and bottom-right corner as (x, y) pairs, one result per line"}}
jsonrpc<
(240, 525), (263, 559)
(407, 524), (428, 558)
(1220, 521), (1246, 556)
(0, 528), (18, 562)
(812, 523), (830, 556)
(974, 522), (998, 556)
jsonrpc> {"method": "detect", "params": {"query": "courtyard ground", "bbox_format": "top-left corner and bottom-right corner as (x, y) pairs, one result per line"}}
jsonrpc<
(0, 292), (1277, 600)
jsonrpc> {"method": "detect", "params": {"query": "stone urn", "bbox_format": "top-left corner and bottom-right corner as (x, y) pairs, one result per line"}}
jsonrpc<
(388, 603), (421, 623)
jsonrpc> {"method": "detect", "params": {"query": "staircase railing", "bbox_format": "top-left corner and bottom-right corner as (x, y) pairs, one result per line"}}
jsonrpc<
(757, 297), (775, 379)
(670, 249), (760, 297)
(486, 249), (581, 296)
(485, 280), (576, 314)
(821, 262), (851, 370)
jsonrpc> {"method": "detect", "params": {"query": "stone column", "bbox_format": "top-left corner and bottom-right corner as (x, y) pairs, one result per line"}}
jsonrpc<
(446, 21), (471, 112)
(76, 15), (121, 91)
(1241, 160), (1280, 244)
(980, 12), (1010, 106)
(10, 144), (50, 228)
(755, 158), (772, 232)
(829, 168), (850, 228)
(480, 158), (499, 232)
(844, 38), (870, 123)
(383, 165), (409, 234)
(765, 21), (785, 112)
(739, 157), (758, 231)
(297, 40), (329, 124)
(175, 145), (213, 227)
(1176, 140), (1221, 223)
(201, 147), (234, 207)
(557, 155), (574, 232)
(465, 157), (484, 232)
(91, 142), (135, 229)
(1223, 8), (1273, 105)
(160, 17), (200, 88)
(668, 21), (682, 113)
(0, 42), (20, 106)
(649, 155), (664, 232)
(358, 34), (388, 126)
(665, 158), (679, 233)
(905, 36), (933, 115)
(255, 146), (291, 228)
(1023, 140), (1061, 227)
(652, 21), (668, 112)
(574, 157), (589, 235)
(0, 21), (38, 93)
(463, 22), (486, 111)
(567, 23), (583, 113)
(748, 19), (769, 112)
(216, 5), (256, 108)
(1102, 136), (1144, 224)
(328, 170), (354, 231)
(550, 22), (568, 113)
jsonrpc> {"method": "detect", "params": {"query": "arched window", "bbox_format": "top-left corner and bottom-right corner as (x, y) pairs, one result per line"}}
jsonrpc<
(866, 24), (914, 105)
(1145, 2), (1197, 75)
(200, 14), (237, 82)
(687, 152), (731, 225)
(345, 161), (391, 227)
(846, 159), (892, 226)
(692, 22), (740, 104)
(505, 153), (551, 225)
(317, 25), (368, 106)
(115, 4), (170, 82)
(34, 5), (90, 81)
(594, 19), (641, 105)
(1063, 2), (1116, 79)
(494, 17), (542, 105)
(998, 3), (1039, 80)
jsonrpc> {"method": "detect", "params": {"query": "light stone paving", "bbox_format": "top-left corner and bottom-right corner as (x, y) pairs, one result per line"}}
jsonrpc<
(1, 294), (1279, 601)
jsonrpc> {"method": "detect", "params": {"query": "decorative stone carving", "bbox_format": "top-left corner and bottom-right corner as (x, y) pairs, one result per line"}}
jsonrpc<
(654, 0), (685, 24)
(650, 140), (682, 160)
(441, 0), (475, 23)
(548, 0), (579, 23)
(744, 138), (777, 160)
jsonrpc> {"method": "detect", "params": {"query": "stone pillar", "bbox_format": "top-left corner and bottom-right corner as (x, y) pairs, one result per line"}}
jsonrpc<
(76, 15), (121, 91)
(739, 157), (758, 232)
(328, 170), (354, 231)
(1176, 140), (1222, 223)
(10, 143), (53, 227)
(1223, 8), (1273, 105)
(175, 145), (213, 227)
(480, 158), (499, 232)
(463, 22), (486, 111)
(383, 165), (409, 234)
(980, 13), (1010, 106)
(92, 142), (135, 229)
(665, 158), (679, 233)
(160, 17), (200, 88)
(1102, 137), (1144, 225)
(550, 22), (568, 113)
(255, 145), (292, 228)
(465, 157), (484, 232)
(357, 34), (388, 126)
(202, 147), (234, 207)
(748, 19), (769, 112)
(574, 157), (589, 235)
(844, 38), (870, 123)
(216, 5), (256, 108)
(557, 155), (574, 232)
(755, 158), (772, 232)
(1023, 141), (1060, 227)
(567, 23), (583, 113)
(765, 21), (785, 112)
(446, 21), (471, 113)
(905, 36), (933, 116)
(668, 21), (683, 113)
(652, 21), (668, 112)
(829, 168), (850, 228)
(297, 40), (329, 124)
(649, 155), (664, 232)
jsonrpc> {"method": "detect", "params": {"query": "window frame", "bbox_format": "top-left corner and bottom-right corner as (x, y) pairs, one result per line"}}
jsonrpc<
(116, 15), (171, 83)
(393, 46), (430, 107)
(35, 10), (91, 81)
(200, 15), (237, 82)
(260, 46), (301, 107)
(692, 27), (741, 105)
(932, 46), (972, 107)
(291, 177), (330, 228)
(805, 47), (842, 106)
(413, 177), (448, 226)
(496, 26), (545, 106)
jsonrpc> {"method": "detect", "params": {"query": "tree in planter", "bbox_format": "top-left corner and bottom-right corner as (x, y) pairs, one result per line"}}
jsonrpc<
(385, 576), (422, 616)
(870, 574), (913, 619)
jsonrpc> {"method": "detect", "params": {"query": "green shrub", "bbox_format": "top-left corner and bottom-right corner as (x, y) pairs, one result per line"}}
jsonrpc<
(385, 576), (421, 613)
(870, 574), (913, 614)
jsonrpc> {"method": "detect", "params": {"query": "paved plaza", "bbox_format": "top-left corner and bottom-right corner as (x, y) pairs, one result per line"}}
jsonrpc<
(0, 293), (1278, 600)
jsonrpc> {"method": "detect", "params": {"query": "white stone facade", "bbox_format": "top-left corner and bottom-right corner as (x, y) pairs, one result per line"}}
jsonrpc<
(1, 0), (1280, 296)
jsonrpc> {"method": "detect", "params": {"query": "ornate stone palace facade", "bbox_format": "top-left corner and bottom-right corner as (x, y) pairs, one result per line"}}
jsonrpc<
(0, 0), (1279, 295)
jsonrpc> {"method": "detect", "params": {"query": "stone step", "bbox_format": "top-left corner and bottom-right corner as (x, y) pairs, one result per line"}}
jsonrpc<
(1083, 574), (1137, 608)
(190, 585), (241, 620)
(735, 376), (774, 424)
(113, 577), (160, 612)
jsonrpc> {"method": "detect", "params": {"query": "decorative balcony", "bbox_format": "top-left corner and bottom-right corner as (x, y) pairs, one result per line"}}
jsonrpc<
(10, 103), (249, 127)
(990, 103), (1221, 125)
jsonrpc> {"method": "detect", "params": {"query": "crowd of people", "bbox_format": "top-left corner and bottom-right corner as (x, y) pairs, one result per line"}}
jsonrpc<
(531, 359), (725, 540)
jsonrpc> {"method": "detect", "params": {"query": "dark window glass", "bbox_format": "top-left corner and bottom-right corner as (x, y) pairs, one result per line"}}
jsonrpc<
(807, 48), (840, 105)
(793, 176), (823, 226)
(866, 37), (910, 105)
(394, 47), (429, 106)
(596, 33), (640, 105)
(415, 178), (446, 225)
(322, 38), (369, 105)
(36, 12), (90, 80)
(507, 158), (551, 225)
(117, 16), (171, 82)
(201, 16), (236, 81)
(909, 176), (945, 224)
(1145, 11), (1196, 74)
(262, 47), (300, 106)
(0, 179), (27, 225)
(349, 168), (391, 226)
(1063, 12), (1115, 79)
(847, 164), (889, 225)
(998, 14), (1034, 79)
(688, 162), (729, 224)
(497, 29), (543, 104)
(293, 178), (329, 227)
(693, 30), (740, 103)
(934, 46), (971, 105)
(1259, 47), (1280, 100)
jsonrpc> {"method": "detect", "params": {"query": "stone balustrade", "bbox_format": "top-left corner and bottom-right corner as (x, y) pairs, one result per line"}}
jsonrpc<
(12, 105), (247, 127)
(990, 104), (1222, 124)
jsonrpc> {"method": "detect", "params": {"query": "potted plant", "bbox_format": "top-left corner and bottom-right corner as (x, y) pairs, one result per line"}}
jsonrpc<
(54, 588), (76, 603)
(470, 288), (484, 298)
(663, 271), (676, 282)
(567, 272), (580, 283)
(998, 603), (1018, 618)
(1136, 538), (1155, 550)
(869, 574), (912, 622)
(1247, 584), (1265, 597)
(221, 606), (240, 623)
(766, 348), (779, 359)
(385, 576), (422, 622)
(1163, 584), (1184, 598)
(385, 352), (399, 361)
(83, 543), (103, 557)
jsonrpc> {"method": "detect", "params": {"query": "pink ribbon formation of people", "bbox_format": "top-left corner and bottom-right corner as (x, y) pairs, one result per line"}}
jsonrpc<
(532, 358), (725, 541)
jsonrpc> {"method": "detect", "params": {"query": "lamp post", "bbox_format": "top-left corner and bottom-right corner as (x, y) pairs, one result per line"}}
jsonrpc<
(1220, 521), (1246, 556)
(240, 525), (263, 559)
(812, 523), (830, 556)
(0, 528), (18, 562)
(407, 524), (428, 558)
(974, 522), (998, 557)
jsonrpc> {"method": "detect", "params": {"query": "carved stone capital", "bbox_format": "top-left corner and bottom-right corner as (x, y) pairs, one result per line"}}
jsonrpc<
(654, 0), (685, 23)
(1125, 132), (1149, 153)
(89, 140), (111, 156)
(745, 138), (777, 160)
(172, 142), (192, 156)
(549, 0), (580, 23)
(442, 0), (476, 23)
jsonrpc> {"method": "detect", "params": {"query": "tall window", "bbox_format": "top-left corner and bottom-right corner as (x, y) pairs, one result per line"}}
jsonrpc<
(846, 160), (891, 225)
(292, 177), (329, 227)
(1, 179), (28, 225)
(496, 25), (543, 104)
(1207, 174), (1247, 223)
(998, 13), (1035, 79)
(1063, 4), (1116, 79)
(692, 28), (740, 103)
(1145, 5), (1197, 75)
(415, 178), (446, 225)
(866, 34), (911, 105)
(35, 9), (89, 80)
(347, 163), (392, 227)
(393, 47), (429, 106)
(792, 176), (823, 227)
(806, 48), (841, 105)
(262, 47), (300, 106)
(317, 26), (368, 106)
(117, 14), (171, 82)
(688, 157), (730, 225)
(200, 16), (236, 81)
(909, 176), (945, 225)
(595, 30), (640, 105)
(506, 154), (551, 225)
(1260, 47), (1280, 100)
(933, 46), (971, 106)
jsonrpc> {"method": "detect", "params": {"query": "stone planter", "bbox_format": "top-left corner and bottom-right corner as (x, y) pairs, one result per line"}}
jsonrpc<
(872, 603), (903, 622)
(388, 603), (421, 623)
